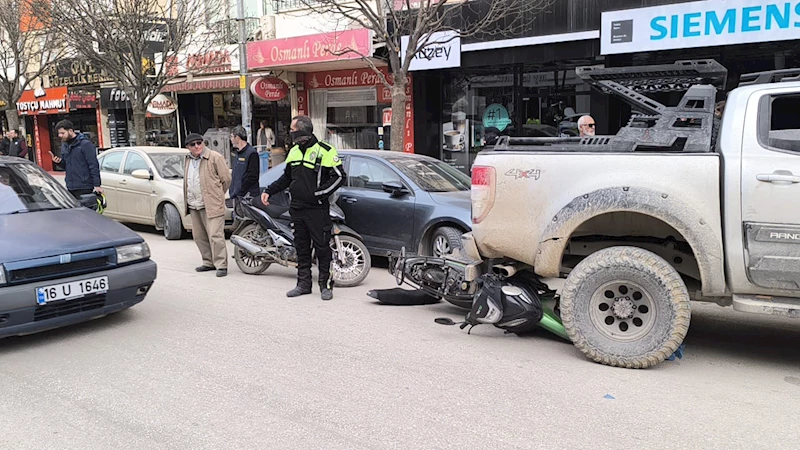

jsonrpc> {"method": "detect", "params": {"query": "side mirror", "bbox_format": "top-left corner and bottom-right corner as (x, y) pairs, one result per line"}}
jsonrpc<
(382, 181), (409, 196)
(78, 193), (98, 211)
(131, 169), (152, 180)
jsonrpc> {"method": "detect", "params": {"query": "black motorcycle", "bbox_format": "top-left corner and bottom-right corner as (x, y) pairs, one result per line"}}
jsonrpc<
(230, 193), (371, 287)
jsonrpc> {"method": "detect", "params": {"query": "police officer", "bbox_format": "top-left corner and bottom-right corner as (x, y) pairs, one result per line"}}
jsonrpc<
(261, 115), (346, 301)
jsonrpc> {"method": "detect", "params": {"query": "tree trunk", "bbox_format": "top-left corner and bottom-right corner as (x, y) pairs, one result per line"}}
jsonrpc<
(390, 75), (407, 152)
(5, 109), (20, 132)
(132, 103), (147, 147)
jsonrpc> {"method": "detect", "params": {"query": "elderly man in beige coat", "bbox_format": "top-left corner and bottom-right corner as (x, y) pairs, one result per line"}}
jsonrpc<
(183, 133), (232, 277)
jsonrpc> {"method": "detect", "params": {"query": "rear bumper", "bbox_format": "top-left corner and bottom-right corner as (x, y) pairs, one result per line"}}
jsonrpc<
(0, 259), (157, 339)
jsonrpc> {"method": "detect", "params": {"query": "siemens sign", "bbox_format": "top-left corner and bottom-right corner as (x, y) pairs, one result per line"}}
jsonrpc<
(601, 0), (800, 55)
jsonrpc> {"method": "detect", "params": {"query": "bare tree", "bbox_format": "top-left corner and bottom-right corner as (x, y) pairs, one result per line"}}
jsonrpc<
(0, 0), (66, 132)
(293, 0), (554, 152)
(41, 0), (226, 144)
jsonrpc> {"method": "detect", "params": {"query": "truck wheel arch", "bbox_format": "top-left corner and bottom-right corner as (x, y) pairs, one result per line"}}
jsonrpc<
(535, 187), (726, 297)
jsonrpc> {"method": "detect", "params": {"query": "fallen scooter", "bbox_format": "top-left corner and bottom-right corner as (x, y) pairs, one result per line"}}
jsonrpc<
(230, 194), (371, 287)
(388, 247), (569, 340)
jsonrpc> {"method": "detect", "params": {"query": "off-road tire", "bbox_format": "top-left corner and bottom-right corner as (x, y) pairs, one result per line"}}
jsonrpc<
(560, 246), (691, 369)
(163, 203), (184, 240)
(427, 226), (463, 257)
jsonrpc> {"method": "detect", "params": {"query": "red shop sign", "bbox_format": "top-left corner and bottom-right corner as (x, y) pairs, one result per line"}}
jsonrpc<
(16, 87), (69, 115)
(247, 29), (373, 69)
(250, 77), (289, 101)
(382, 108), (392, 126)
(306, 67), (389, 90)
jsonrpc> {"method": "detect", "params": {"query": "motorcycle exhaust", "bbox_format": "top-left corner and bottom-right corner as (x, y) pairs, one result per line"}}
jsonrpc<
(492, 264), (518, 278)
(231, 235), (268, 256)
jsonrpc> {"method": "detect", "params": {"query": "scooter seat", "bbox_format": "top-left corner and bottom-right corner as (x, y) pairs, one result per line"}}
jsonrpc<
(280, 211), (292, 221)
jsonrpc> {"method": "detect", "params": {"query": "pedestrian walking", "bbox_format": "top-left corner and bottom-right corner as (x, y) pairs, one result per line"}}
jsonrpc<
(229, 125), (260, 208)
(183, 133), (232, 278)
(261, 115), (345, 301)
(49, 120), (102, 199)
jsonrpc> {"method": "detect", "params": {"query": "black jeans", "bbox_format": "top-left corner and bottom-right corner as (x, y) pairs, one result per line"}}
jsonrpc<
(291, 207), (333, 291)
(69, 188), (94, 199)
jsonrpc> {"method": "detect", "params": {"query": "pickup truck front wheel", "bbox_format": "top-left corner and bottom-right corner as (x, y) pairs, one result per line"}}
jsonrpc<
(560, 246), (691, 369)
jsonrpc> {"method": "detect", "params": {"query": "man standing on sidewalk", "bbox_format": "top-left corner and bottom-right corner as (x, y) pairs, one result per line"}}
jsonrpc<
(261, 115), (345, 301)
(229, 125), (261, 205)
(6, 129), (28, 159)
(49, 120), (102, 199)
(183, 133), (232, 278)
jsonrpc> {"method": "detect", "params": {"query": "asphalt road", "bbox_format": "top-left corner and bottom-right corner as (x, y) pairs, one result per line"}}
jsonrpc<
(2, 227), (799, 450)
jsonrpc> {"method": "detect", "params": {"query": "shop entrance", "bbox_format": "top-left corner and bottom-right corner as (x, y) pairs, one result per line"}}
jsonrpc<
(252, 96), (291, 151)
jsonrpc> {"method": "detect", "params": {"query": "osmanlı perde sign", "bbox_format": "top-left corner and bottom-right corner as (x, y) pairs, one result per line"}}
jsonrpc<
(601, 0), (800, 55)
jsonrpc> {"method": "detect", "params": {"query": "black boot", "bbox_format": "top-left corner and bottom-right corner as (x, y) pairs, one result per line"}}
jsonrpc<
(320, 287), (333, 301)
(286, 286), (312, 298)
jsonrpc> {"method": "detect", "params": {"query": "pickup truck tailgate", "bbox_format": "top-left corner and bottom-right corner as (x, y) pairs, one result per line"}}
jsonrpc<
(470, 151), (722, 270)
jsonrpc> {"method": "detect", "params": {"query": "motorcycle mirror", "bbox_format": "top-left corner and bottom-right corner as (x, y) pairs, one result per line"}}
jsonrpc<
(434, 317), (456, 326)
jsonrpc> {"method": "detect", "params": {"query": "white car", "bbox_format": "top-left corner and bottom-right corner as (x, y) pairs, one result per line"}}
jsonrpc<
(97, 146), (234, 240)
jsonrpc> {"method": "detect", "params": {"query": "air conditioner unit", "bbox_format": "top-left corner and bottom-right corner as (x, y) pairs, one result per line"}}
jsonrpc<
(260, 15), (276, 40)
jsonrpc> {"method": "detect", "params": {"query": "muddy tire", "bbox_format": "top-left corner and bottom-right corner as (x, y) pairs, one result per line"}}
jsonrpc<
(560, 246), (691, 369)
(427, 226), (463, 257)
(163, 203), (184, 240)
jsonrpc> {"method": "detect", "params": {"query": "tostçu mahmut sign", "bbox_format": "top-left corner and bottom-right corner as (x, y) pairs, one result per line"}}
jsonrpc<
(601, 0), (800, 55)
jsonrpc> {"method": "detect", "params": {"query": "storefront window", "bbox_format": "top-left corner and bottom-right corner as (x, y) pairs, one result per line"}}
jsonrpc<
(144, 115), (178, 147)
(439, 66), (591, 174)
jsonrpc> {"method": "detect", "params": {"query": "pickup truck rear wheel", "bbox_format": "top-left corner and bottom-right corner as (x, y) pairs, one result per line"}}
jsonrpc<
(560, 246), (691, 369)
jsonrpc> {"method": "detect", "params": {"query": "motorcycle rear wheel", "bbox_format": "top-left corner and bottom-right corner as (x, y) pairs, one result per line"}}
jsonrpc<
(234, 224), (273, 275)
(331, 235), (371, 287)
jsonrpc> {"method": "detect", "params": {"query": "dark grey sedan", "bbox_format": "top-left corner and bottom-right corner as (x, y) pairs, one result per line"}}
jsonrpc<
(259, 150), (472, 257)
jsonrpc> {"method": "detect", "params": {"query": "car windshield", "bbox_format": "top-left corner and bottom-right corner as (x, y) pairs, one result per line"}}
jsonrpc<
(385, 157), (471, 192)
(150, 153), (185, 179)
(0, 163), (78, 215)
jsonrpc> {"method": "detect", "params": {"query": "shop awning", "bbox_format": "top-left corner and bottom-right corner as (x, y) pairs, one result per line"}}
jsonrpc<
(161, 74), (241, 93)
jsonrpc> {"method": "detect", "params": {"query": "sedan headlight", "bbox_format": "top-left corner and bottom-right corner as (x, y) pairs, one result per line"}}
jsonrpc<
(0, 264), (6, 285)
(116, 243), (151, 264)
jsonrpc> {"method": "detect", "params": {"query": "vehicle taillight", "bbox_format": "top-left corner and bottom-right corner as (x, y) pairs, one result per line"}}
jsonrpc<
(471, 165), (495, 224)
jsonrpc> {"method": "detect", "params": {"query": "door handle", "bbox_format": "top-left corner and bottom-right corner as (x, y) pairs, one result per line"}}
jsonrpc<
(756, 172), (800, 184)
(343, 197), (357, 204)
(119, 179), (127, 185)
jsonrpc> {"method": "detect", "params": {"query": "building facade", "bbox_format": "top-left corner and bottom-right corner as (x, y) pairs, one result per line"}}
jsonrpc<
(408, 0), (800, 174)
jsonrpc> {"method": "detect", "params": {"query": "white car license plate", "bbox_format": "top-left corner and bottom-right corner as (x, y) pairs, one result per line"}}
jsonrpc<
(35, 276), (109, 305)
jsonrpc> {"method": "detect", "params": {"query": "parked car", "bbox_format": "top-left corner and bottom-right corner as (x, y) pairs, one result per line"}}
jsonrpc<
(259, 150), (472, 257)
(0, 156), (157, 339)
(97, 147), (235, 240)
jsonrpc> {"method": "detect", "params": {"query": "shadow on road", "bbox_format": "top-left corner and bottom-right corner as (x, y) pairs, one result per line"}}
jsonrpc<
(0, 309), (141, 353)
(683, 306), (800, 368)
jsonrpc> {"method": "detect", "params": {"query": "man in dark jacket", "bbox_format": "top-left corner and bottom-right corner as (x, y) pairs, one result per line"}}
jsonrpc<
(50, 120), (102, 199)
(229, 125), (260, 204)
(261, 115), (346, 301)
(6, 129), (28, 159)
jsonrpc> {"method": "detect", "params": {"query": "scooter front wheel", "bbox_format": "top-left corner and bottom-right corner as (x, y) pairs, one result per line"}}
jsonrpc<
(331, 235), (371, 287)
(234, 224), (273, 275)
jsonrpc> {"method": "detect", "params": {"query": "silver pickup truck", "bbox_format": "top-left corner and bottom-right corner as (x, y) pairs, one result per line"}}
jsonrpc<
(460, 60), (800, 369)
